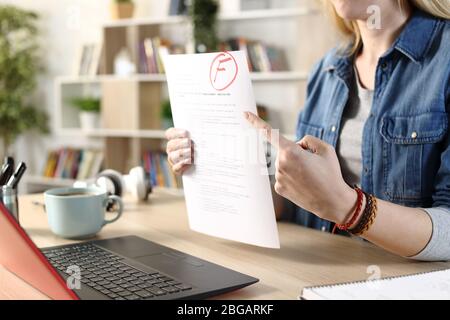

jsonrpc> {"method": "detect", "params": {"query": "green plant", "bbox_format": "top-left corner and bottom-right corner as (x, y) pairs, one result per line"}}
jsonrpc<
(190, 0), (219, 53)
(70, 97), (101, 113)
(161, 100), (172, 120)
(0, 5), (48, 152)
(114, 0), (133, 4)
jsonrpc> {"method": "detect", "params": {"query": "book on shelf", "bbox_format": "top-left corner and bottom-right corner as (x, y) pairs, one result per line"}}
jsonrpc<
(143, 151), (182, 189)
(42, 148), (104, 181)
(74, 43), (103, 76)
(220, 38), (289, 72)
(138, 37), (185, 74)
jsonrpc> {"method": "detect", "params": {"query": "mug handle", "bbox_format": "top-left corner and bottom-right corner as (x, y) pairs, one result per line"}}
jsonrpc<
(102, 195), (123, 226)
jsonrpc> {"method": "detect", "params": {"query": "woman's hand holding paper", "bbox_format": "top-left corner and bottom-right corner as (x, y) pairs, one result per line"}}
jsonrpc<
(165, 128), (194, 175)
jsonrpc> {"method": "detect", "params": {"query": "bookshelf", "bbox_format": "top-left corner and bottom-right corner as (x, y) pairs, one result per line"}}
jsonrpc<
(102, 7), (318, 28)
(25, 176), (76, 194)
(27, 2), (335, 193)
(25, 175), (186, 196)
(57, 71), (309, 84)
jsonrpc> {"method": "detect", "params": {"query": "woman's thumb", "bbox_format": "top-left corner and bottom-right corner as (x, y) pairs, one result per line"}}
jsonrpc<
(297, 135), (329, 155)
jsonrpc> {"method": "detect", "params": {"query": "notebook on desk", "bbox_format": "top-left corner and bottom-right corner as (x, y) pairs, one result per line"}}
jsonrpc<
(301, 269), (450, 300)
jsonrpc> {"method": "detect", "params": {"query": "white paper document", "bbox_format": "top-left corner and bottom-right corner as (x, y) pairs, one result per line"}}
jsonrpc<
(164, 51), (280, 248)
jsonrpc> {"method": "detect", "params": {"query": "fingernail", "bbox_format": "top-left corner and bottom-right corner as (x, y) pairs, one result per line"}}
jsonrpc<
(183, 138), (190, 148)
(243, 112), (249, 119)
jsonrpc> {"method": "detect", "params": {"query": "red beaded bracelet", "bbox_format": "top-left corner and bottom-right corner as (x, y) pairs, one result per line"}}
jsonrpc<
(333, 187), (364, 233)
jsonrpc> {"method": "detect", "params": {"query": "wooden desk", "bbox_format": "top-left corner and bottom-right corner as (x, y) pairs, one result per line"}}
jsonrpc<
(1, 190), (449, 300)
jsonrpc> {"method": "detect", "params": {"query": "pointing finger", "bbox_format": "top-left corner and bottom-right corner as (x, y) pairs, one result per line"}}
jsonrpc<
(244, 112), (290, 149)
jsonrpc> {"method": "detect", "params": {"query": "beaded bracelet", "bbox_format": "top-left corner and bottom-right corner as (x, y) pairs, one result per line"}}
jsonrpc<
(360, 195), (378, 235)
(350, 192), (378, 236)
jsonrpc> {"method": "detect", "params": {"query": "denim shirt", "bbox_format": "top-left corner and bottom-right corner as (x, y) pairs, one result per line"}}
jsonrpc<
(291, 10), (450, 232)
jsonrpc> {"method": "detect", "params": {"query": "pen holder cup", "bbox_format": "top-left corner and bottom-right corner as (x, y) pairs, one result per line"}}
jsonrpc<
(0, 186), (19, 224)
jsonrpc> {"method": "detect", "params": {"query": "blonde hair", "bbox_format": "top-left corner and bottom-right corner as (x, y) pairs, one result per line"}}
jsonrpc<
(323, 0), (450, 55)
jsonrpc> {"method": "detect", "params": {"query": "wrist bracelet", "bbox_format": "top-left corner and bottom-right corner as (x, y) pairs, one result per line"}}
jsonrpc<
(350, 192), (378, 236)
(334, 187), (364, 232)
(350, 195), (373, 235)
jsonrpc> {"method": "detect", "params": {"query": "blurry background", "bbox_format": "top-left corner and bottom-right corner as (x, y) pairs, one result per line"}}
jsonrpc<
(0, 0), (337, 193)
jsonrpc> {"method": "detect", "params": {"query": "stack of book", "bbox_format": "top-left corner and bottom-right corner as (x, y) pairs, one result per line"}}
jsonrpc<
(143, 151), (182, 189)
(220, 38), (289, 72)
(138, 37), (185, 74)
(42, 148), (104, 180)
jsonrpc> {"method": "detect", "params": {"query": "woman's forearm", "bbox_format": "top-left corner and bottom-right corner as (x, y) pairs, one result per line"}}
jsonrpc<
(355, 199), (432, 258)
(244, 112), (447, 261)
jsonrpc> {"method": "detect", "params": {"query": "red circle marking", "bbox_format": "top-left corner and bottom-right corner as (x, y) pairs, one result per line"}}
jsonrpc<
(209, 52), (239, 91)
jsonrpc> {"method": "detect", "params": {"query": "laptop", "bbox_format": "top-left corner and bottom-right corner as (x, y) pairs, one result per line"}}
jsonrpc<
(0, 202), (258, 300)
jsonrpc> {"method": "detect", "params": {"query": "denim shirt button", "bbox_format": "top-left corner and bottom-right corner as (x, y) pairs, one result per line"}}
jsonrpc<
(331, 126), (337, 133)
(381, 62), (388, 70)
(411, 131), (418, 139)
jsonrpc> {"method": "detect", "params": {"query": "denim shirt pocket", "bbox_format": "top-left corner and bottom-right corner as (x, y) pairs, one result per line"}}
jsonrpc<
(296, 122), (324, 141)
(380, 112), (448, 204)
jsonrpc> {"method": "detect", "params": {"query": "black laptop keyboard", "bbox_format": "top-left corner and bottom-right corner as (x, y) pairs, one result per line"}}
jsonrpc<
(43, 243), (193, 300)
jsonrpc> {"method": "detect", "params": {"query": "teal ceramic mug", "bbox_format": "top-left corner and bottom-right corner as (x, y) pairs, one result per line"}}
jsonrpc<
(44, 187), (123, 239)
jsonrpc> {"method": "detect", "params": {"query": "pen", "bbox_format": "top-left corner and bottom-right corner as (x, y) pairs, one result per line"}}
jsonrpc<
(6, 162), (27, 189)
(0, 163), (13, 185)
(2, 157), (15, 183)
(4, 156), (14, 171)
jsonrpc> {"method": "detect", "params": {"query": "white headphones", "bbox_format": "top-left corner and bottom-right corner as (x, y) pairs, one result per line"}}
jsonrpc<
(74, 166), (152, 202)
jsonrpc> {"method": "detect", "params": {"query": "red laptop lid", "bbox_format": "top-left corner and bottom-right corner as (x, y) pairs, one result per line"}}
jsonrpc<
(0, 202), (78, 300)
